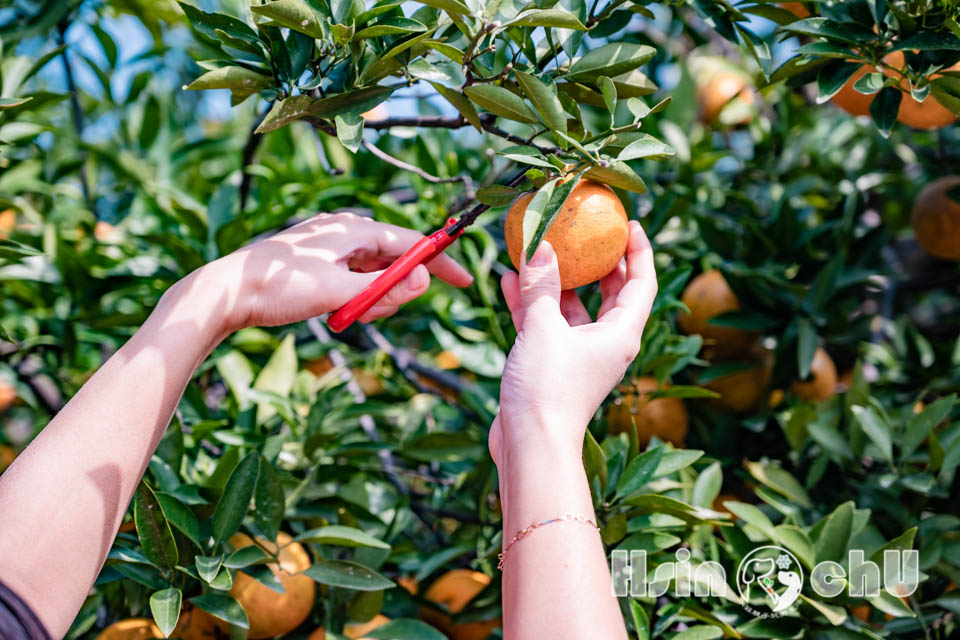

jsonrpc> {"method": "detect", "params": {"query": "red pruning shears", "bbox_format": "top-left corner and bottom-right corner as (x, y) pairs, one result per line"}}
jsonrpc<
(327, 172), (526, 332)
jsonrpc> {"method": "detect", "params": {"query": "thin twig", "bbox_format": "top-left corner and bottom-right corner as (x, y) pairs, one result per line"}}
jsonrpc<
(362, 140), (467, 185)
(56, 22), (93, 211)
(238, 106), (270, 213)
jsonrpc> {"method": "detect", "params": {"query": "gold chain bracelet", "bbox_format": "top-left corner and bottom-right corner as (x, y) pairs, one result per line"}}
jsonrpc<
(497, 512), (601, 570)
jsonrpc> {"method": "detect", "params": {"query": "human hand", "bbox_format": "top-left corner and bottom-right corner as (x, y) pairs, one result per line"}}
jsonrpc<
(202, 213), (473, 334)
(489, 221), (656, 465)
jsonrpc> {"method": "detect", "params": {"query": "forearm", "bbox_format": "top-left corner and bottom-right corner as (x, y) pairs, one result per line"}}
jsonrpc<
(0, 261), (235, 637)
(497, 416), (627, 640)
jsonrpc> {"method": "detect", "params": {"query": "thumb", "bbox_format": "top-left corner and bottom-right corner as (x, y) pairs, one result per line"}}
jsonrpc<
(518, 241), (563, 326)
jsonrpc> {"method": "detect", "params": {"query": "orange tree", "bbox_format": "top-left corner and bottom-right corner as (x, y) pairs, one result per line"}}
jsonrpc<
(1, 0), (959, 639)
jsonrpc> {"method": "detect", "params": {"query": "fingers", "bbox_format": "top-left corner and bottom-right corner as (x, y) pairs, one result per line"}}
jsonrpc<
(500, 271), (526, 330)
(362, 217), (473, 287)
(517, 241), (564, 330)
(560, 290), (592, 326)
(598, 221), (658, 344)
(598, 260), (627, 318)
(353, 264), (431, 323)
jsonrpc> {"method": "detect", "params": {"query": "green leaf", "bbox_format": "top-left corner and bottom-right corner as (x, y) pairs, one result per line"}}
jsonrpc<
(254, 458), (285, 541)
(799, 594), (847, 625)
(255, 95), (316, 134)
(476, 185), (520, 207)
(497, 145), (554, 168)
(309, 85), (396, 118)
(196, 555), (224, 584)
(364, 619), (448, 640)
(870, 527), (917, 565)
(629, 600), (650, 640)
(335, 112), (364, 153)
(813, 501), (854, 564)
(0, 97), (33, 109)
(185, 66), (272, 105)
(177, 2), (259, 44)
(853, 71), (885, 96)
(781, 18), (876, 43)
(671, 627), (722, 640)
(617, 134), (674, 161)
(416, 0), (471, 15)
(616, 531), (682, 553)
(516, 71), (568, 140)
(507, 8), (586, 29)
(149, 588), (181, 637)
(355, 17), (427, 39)
(869, 86), (902, 138)
(224, 546), (272, 569)
(815, 59), (861, 103)
(624, 494), (728, 524)
(851, 405), (893, 466)
(903, 395), (954, 460)
(724, 501), (776, 539)
(431, 83), (482, 132)
(599, 75), (617, 115)
(304, 560), (395, 590)
(189, 593), (249, 629)
(585, 160), (647, 194)
(583, 428), (608, 497)
(402, 431), (485, 462)
(562, 43), (656, 83)
(294, 525), (390, 549)
(797, 318), (817, 380)
(156, 494), (202, 547)
(743, 461), (811, 508)
(653, 449), (703, 477)
(773, 525), (815, 569)
(616, 446), (664, 499)
(463, 85), (538, 124)
(522, 170), (586, 261)
(211, 451), (260, 545)
(135, 481), (179, 570)
(253, 333), (298, 423)
(691, 461), (722, 508)
(250, 0), (326, 38)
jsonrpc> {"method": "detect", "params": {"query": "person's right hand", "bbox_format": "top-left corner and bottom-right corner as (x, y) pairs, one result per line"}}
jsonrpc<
(489, 221), (657, 465)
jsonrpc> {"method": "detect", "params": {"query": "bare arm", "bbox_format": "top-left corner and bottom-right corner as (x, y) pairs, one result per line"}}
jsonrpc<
(490, 222), (657, 639)
(0, 213), (472, 637)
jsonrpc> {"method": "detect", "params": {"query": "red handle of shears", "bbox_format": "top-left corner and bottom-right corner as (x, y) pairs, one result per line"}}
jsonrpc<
(327, 218), (462, 332)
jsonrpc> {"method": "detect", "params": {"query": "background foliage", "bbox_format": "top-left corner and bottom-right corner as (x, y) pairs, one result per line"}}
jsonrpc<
(1, 0), (959, 639)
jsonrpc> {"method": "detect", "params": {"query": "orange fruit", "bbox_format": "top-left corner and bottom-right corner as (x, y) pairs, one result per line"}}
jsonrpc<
(397, 575), (419, 595)
(781, 2), (810, 17)
(0, 445), (15, 472)
(703, 352), (774, 414)
(172, 605), (227, 640)
(504, 179), (629, 290)
(361, 103), (389, 121)
(699, 71), (755, 126)
(677, 270), (759, 360)
(0, 209), (15, 238)
(344, 614), (390, 639)
(851, 604), (871, 622)
(791, 347), (837, 403)
(228, 532), (316, 639)
(94, 220), (118, 242)
(304, 356), (335, 377)
(712, 493), (742, 517)
(832, 52), (958, 128)
(307, 629), (327, 640)
(435, 350), (460, 370)
(911, 176), (960, 261)
(607, 377), (688, 446)
(95, 619), (164, 640)
(0, 380), (15, 412)
(422, 570), (501, 640)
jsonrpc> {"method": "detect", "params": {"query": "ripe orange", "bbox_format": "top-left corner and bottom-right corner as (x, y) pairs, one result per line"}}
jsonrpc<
(781, 2), (810, 17)
(712, 493), (742, 517)
(607, 377), (689, 446)
(94, 220), (118, 242)
(397, 575), (419, 595)
(0, 445), (15, 472)
(435, 350), (460, 370)
(911, 176), (960, 261)
(172, 605), (227, 640)
(304, 356), (335, 378)
(504, 179), (629, 290)
(832, 52), (958, 129)
(0, 379), (15, 412)
(0, 209), (15, 238)
(307, 629), (327, 640)
(677, 270), (758, 360)
(703, 352), (774, 414)
(361, 103), (389, 121)
(790, 347), (837, 403)
(344, 614), (390, 639)
(422, 570), (501, 640)
(699, 71), (756, 126)
(95, 619), (164, 640)
(851, 604), (871, 622)
(228, 532), (316, 639)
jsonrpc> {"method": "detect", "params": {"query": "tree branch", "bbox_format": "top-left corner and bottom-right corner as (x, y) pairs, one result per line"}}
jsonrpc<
(362, 140), (467, 185)
(56, 22), (93, 212)
(238, 106), (270, 213)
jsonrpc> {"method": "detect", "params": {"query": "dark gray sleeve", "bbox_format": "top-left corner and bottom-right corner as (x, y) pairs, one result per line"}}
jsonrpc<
(0, 582), (51, 640)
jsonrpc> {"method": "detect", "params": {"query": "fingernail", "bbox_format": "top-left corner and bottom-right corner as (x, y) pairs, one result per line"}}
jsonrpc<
(406, 265), (428, 291)
(529, 241), (553, 267)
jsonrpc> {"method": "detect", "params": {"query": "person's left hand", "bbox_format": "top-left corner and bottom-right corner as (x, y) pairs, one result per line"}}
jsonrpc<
(203, 213), (473, 333)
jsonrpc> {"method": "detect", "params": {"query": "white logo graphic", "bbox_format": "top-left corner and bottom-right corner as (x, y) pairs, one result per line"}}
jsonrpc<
(736, 546), (803, 616)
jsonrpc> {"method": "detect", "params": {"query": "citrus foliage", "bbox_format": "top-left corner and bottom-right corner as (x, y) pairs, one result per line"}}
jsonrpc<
(1, 1), (960, 639)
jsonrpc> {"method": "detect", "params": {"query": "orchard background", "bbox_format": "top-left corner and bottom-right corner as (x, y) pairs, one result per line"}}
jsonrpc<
(2, 0), (960, 638)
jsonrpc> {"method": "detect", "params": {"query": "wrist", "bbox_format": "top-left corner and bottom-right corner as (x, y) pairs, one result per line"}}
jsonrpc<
(153, 259), (240, 349)
(497, 411), (585, 471)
